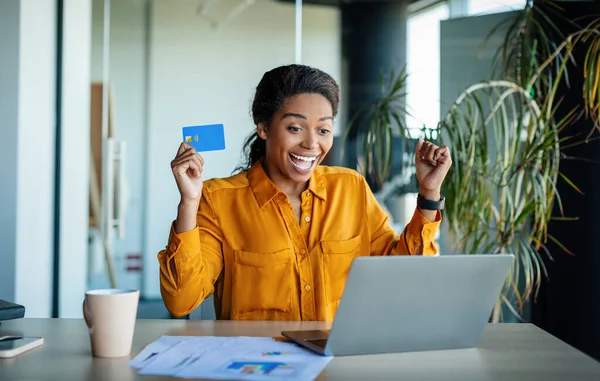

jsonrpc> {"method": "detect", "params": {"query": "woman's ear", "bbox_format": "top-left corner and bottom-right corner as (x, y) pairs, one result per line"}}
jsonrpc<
(256, 122), (268, 140)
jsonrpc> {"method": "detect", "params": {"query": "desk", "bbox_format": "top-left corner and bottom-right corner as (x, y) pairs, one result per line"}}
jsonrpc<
(1, 319), (599, 380)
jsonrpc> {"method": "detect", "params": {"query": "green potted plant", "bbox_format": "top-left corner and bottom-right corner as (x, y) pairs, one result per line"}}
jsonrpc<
(342, 1), (600, 322)
(342, 67), (413, 193)
(439, 0), (600, 321)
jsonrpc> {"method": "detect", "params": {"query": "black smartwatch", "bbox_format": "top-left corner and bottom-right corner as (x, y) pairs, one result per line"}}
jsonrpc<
(417, 193), (445, 210)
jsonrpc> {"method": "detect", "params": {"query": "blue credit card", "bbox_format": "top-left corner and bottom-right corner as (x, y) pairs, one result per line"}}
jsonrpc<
(182, 124), (226, 152)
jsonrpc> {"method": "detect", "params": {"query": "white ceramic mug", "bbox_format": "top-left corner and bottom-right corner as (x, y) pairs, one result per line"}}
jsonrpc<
(83, 289), (140, 358)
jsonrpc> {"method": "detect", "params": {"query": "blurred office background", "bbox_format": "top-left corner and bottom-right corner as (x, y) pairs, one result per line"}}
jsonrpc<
(2, 0), (599, 362)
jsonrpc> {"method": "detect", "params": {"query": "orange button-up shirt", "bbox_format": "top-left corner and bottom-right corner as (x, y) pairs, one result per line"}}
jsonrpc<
(158, 163), (441, 321)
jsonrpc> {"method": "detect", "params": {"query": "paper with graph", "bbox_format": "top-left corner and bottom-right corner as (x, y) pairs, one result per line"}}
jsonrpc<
(128, 335), (332, 380)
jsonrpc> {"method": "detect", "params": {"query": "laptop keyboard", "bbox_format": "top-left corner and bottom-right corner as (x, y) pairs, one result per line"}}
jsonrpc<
(304, 338), (328, 349)
(301, 330), (330, 349)
(306, 329), (330, 339)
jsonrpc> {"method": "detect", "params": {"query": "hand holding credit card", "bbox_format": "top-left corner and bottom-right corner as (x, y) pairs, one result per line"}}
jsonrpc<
(182, 124), (226, 152)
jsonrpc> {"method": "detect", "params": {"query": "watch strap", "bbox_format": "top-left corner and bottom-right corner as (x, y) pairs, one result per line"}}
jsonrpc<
(417, 193), (445, 210)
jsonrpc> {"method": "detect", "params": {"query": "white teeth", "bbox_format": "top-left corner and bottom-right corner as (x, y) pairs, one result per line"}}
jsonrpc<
(290, 153), (318, 161)
(289, 153), (317, 171)
(293, 160), (312, 170)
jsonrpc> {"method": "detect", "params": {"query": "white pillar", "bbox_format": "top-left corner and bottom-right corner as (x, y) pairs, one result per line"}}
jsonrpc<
(0, 0), (57, 318)
(0, 0), (92, 318)
(58, 0), (92, 318)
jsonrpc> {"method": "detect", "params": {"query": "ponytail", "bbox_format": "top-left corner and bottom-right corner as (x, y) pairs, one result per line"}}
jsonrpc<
(234, 132), (266, 173)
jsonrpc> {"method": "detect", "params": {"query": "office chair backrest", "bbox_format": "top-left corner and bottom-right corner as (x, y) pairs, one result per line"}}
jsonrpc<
(188, 294), (216, 320)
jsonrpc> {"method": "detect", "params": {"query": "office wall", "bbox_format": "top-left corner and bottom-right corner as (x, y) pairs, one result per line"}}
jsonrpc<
(440, 11), (517, 118)
(0, 0), (93, 318)
(142, 0), (341, 297)
(0, 0), (56, 317)
(15, 0), (57, 317)
(0, 0), (21, 305)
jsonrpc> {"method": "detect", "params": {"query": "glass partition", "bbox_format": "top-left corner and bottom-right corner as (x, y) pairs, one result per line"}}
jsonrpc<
(88, 0), (341, 316)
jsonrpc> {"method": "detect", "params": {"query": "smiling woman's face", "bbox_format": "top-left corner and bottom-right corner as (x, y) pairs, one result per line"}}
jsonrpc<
(258, 93), (334, 188)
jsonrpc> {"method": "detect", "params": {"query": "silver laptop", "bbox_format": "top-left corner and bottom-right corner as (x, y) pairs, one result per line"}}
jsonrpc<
(282, 254), (514, 356)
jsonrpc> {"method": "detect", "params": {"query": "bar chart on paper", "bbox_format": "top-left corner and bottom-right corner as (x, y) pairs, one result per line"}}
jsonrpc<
(221, 360), (303, 376)
(128, 336), (332, 381)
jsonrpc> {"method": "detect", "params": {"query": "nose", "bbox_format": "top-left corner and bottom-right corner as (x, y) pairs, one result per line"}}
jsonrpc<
(300, 131), (319, 149)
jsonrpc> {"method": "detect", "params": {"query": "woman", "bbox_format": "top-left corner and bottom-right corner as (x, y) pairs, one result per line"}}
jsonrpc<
(158, 64), (452, 321)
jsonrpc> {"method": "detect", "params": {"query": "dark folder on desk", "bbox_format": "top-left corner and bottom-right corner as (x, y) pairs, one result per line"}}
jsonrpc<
(0, 300), (25, 321)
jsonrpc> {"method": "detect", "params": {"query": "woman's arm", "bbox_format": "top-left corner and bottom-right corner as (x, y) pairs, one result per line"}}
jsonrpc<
(158, 190), (224, 317)
(368, 139), (451, 256)
(414, 138), (452, 223)
(365, 177), (442, 256)
(417, 189), (441, 223)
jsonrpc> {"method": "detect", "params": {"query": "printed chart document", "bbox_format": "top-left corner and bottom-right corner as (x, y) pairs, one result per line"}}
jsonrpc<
(128, 335), (192, 369)
(129, 336), (332, 381)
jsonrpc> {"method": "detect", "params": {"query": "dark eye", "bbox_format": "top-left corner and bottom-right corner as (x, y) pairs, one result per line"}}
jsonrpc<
(319, 128), (331, 135)
(288, 126), (301, 132)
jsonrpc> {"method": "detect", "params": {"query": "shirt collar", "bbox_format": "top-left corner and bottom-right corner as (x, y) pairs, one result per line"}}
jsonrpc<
(248, 161), (327, 208)
(308, 167), (327, 201)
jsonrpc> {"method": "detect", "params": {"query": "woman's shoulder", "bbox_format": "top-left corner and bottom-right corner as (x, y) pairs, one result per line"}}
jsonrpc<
(203, 170), (250, 194)
(315, 165), (365, 184)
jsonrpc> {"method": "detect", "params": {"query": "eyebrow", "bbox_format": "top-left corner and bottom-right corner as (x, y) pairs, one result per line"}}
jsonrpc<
(282, 113), (333, 122)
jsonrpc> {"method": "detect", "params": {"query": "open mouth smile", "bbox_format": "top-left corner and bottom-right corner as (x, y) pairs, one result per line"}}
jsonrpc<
(289, 153), (319, 173)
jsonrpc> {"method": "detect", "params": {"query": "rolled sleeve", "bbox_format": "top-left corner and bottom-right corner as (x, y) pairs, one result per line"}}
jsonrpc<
(404, 208), (441, 256)
(161, 223), (202, 282)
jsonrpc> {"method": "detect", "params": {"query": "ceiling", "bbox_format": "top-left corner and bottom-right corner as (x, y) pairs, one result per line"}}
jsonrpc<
(276, 0), (422, 6)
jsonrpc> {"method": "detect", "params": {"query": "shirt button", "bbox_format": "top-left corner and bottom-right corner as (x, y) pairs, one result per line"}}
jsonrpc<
(304, 216), (311, 223)
(305, 284), (311, 291)
(306, 192), (311, 197)
(423, 229), (431, 237)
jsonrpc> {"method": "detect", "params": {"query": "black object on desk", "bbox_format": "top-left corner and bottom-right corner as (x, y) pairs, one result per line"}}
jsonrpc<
(0, 299), (25, 323)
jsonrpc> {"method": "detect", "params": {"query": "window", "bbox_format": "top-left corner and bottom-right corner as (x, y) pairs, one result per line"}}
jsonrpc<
(394, 2), (449, 233)
(406, 2), (449, 138)
(468, 0), (526, 16)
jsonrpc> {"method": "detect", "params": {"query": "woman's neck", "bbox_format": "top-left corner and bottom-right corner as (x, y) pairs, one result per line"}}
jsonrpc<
(261, 161), (308, 200)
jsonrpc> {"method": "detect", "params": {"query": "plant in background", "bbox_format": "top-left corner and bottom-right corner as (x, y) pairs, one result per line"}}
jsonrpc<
(342, 67), (412, 191)
(439, 0), (600, 322)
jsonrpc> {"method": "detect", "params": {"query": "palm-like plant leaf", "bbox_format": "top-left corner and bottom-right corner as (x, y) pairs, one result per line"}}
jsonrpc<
(342, 67), (411, 188)
(443, 5), (600, 321)
(440, 80), (562, 321)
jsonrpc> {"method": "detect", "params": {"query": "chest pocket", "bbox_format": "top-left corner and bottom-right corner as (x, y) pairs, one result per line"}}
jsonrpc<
(231, 248), (293, 317)
(321, 235), (362, 305)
